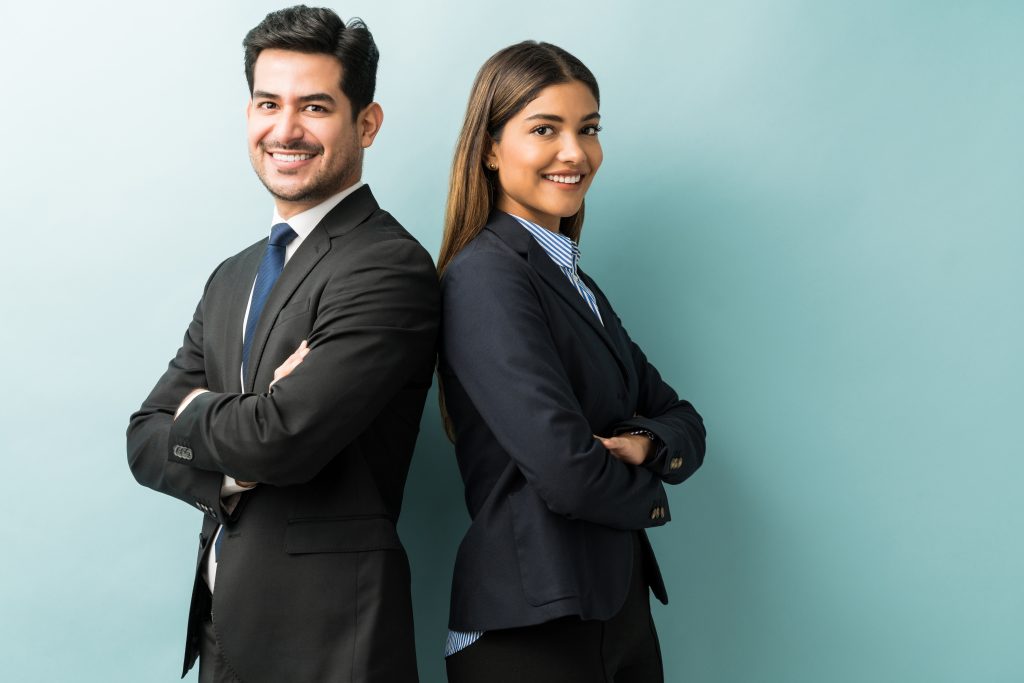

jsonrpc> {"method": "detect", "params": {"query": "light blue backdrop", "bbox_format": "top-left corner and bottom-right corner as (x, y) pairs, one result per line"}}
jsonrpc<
(1, 1), (1021, 681)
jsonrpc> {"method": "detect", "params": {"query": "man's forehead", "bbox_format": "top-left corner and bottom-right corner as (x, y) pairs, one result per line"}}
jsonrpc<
(252, 49), (344, 92)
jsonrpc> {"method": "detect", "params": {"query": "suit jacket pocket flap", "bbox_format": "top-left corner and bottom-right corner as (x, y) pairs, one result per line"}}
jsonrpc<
(277, 297), (311, 322)
(285, 516), (401, 554)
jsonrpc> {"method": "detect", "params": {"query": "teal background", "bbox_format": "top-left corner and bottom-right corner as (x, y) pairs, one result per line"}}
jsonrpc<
(1, 1), (1021, 681)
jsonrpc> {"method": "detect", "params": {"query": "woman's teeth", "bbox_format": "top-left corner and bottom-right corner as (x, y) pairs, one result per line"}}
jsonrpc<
(544, 174), (581, 184)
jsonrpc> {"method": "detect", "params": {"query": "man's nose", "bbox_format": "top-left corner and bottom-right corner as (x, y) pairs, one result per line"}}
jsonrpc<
(272, 109), (304, 143)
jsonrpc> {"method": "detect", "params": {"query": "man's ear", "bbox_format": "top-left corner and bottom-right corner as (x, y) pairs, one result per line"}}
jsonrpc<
(358, 102), (384, 148)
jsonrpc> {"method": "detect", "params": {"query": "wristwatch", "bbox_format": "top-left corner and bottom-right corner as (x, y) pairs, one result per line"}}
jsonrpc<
(626, 428), (657, 441)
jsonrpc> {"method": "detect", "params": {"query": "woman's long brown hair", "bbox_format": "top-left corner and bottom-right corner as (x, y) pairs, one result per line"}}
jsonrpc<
(437, 41), (601, 440)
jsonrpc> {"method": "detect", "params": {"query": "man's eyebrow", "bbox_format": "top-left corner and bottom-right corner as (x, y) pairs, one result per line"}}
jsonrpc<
(523, 111), (601, 123)
(250, 91), (337, 106)
(298, 93), (337, 105)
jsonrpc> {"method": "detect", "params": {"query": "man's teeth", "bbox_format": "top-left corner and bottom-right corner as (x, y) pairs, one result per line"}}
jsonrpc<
(272, 153), (313, 162)
(544, 174), (581, 184)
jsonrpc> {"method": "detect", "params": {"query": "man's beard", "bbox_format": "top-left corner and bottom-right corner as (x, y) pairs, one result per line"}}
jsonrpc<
(252, 141), (359, 204)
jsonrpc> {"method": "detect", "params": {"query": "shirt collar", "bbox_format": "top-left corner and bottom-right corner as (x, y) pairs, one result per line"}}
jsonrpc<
(270, 181), (365, 240)
(506, 212), (580, 271)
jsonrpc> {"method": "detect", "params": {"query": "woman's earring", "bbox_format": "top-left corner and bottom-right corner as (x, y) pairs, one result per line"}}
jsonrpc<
(488, 163), (498, 171)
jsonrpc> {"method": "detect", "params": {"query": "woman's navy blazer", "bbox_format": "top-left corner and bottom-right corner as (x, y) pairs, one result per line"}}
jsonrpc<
(440, 211), (706, 632)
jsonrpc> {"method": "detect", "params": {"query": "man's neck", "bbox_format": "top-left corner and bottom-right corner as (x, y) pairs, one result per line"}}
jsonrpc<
(270, 182), (366, 234)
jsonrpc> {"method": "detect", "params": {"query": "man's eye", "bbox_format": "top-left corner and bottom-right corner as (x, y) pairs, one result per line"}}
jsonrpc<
(256, 101), (277, 110)
(305, 105), (327, 113)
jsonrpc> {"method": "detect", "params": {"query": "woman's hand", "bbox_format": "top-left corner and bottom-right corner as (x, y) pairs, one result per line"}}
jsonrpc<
(270, 340), (310, 388)
(595, 433), (653, 466)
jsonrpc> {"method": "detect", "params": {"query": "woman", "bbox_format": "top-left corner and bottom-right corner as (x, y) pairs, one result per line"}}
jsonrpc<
(438, 41), (706, 682)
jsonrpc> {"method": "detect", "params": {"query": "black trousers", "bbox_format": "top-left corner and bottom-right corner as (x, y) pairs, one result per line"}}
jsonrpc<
(446, 535), (664, 683)
(198, 589), (241, 683)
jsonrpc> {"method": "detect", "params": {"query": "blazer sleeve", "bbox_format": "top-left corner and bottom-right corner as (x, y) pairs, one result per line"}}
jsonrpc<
(442, 251), (670, 531)
(126, 265), (233, 523)
(610, 319), (706, 485)
(164, 238), (439, 488)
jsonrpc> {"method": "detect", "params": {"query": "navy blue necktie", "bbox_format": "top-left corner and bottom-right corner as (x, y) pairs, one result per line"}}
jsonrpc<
(215, 224), (296, 563)
(241, 222), (298, 385)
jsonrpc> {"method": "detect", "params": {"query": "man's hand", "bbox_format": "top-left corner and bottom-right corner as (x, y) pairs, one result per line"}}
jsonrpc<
(229, 341), (311, 488)
(595, 433), (653, 466)
(271, 340), (309, 388)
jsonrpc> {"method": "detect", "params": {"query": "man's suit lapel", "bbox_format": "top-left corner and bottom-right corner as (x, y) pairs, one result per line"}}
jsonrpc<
(225, 247), (263, 393)
(242, 185), (380, 391)
(243, 228), (330, 391)
(486, 213), (630, 380)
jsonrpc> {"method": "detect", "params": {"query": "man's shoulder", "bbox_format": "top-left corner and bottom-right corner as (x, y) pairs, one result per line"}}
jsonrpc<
(347, 206), (414, 242)
(327, 207), (436, 269)
(197, 238), (264, 291)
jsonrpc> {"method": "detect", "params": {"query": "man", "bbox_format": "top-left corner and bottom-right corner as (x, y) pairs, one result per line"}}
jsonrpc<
(127, 7), (437, 682)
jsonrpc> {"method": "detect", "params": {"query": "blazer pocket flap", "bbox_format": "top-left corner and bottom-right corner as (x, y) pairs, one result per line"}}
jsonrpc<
(285, 516), (401, 555)
(277, 298), (311, 323)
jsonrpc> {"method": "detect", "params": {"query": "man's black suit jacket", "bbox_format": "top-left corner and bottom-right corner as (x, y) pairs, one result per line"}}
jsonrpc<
(439, 211), (706, 632)
(127, 186), (439, 682)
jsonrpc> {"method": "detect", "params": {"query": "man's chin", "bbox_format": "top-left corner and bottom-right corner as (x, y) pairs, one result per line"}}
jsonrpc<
(260, 179), (325, 204)
(253, 164), (358, 206)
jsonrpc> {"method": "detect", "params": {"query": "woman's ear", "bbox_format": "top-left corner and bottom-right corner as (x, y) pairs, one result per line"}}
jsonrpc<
(484, 136), (498, 171)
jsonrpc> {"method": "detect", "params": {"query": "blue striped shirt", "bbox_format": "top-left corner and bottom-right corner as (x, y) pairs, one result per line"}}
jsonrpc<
(509, 214), (604, 325)
(445, 213), (604, 658)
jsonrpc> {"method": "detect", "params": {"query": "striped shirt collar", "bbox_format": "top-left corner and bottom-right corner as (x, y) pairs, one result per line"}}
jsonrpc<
(505, 212), (604, 325)
(505, 212), (580, 272)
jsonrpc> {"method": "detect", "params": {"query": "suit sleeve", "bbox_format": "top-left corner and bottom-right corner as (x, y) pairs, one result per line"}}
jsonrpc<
(442, 252), (669, 531)
(126, 265), (232, 523)
(610, 322), (706, 485)
(165, 238), (439, 487)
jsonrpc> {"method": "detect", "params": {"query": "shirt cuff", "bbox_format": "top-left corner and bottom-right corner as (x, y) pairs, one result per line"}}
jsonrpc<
(174, 388), (209, 419)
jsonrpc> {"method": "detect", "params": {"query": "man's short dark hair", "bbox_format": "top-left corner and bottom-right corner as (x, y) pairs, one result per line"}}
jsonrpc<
(243, 5), (379, 120)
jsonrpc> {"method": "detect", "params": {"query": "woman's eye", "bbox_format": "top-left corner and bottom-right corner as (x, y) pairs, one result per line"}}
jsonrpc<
(582, 124), (602, 135)
(533, 125), (554, 136)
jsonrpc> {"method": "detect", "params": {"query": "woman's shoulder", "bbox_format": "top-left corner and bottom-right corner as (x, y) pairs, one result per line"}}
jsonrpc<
(442, 228), (540, 303)
(445, 227), (527, 277)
